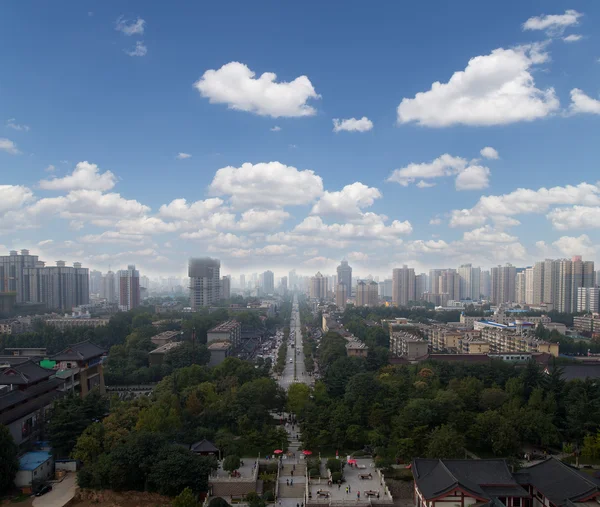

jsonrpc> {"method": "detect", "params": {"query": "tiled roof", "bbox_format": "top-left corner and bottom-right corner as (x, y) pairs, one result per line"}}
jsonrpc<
(190, 439), (219, 453)
(559, 365), (600, 381)
(51, 341), (106, 362)
(0, 377), (64, 412)
(0, 360), (54, 386)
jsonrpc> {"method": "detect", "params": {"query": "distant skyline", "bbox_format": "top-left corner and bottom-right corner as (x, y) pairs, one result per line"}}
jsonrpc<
(1, 2), (600, 277)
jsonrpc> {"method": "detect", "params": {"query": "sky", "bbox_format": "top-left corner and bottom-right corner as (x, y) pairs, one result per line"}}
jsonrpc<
(1, 1), (600, 278)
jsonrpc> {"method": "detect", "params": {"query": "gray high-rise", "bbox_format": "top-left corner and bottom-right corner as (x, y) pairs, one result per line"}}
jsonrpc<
(189, 258), (221, 310)
(337, 260), (352, 298)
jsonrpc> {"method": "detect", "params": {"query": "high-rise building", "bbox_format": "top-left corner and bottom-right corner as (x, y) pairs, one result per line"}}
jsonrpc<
(336, 283), (348, 309)
(189, 258), (220, 310)
(543, 259), (560, 307)
(578, 287), (600, 313)
(356, 280), (378, 307)
(429, 269), (443, 294)
(240, 274), (246, 290)
(337, 260), (352, 298)
(89, 270), (103, 295)
(280, 276), (288, 294)
(525, 267), (534, 304)
(310, 272), (327, 299)
(378, 279), (393, 299)
(118, 265), (140, 311)
(557, 256), (595, 313)
(102, 271), (117, 303)
(515, 271), (527, 304)
(458, 264), (481, 301)
(439, 270), (460, 301)
(261, 270), (275, 294)
(220, 275), (231, 300)
(0, 250), (39, 303)
(490, 264), (516, 304)
(288, 269), (297, 290)
(480, 270), (491, 299)
(392, 265), (415, 306)
(415, 273), (427, 300)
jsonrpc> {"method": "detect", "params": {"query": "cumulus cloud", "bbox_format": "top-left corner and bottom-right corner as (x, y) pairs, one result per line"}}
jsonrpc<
(563, 34), (583, 43)
(416, 181), (436, 188)
(449, 182), (600, 227)
(209, 161), (323, 208)
(480, 147), (499, 159)
(39, 162), (117, 191)
(270, 126), (282, 132)
(0, 138), (20, 155)
(158, 197), (224, 221)
(115, 16), (145, 35)
(176, 152), (191, 159)
(455, 165), (490, 190)
(523, 9), (582, 35)
(80, 231), (146, 245)
(569, 88), (600, 115)
(125, 41), (147, 57)
(194, 62), (320, 118)
(547, 206), (600, 230)
(429, 217), (442, 225)
(311, 182), (381, 218)
(0, 185), (34, 213)
(294, 215), (412, 242)
(347, 251), (369, 262)
(552, 234), (595, 258)
(397, 44), (558, 127)
(6, 118), (30, 132)
(462, 225), (518, 244)
(237, 209), (290, 231)
(332, 117), (373, 133)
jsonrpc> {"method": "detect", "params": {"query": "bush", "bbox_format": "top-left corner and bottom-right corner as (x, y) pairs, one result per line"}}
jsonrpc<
(351, 450), (366, 457)
(266, 462), (278, 474)
(209, 498), (231, 507)
(223, 455), (241, 473)
(309, 468), (320, 478)
(326, 458), (341, 472)
(331, 471), (343, 483)
(263, 490), (275, 502)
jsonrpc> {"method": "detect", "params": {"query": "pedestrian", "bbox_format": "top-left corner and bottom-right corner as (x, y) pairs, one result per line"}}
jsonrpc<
(291, 479), (294, 486)
(346, 487), (348, 494)
(287, 479), (289, 486)
(349, 485), (351, 493)
(357, 492), (360, 500)
(291, 470), (294, 476)
(297, 503), (300, 507)
(338, 484), (341, 490)
(293, 464), (296, 471)
(377, 492), (380, 499)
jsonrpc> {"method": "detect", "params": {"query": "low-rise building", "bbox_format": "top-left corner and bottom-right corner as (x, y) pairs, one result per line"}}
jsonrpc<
(15, 451), (54, 490)
(474, 321), (559, 357)
(51, 341), (106, 397)
(574, 314), (600, 334)
(150, 330), (181, 347)
(4, 347), (47, 358)
(346, 340), (369, 357)
(148, 341), (183, 366)
(322, 313), (343, 333)
(208, 341), (232, 366)
(390, 331), (429, 360)
(207, 320), (241, 348)
(44, 317), (109, 330)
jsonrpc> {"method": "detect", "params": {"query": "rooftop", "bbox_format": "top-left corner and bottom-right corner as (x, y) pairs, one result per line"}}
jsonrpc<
(51, 341), (106, 362)
(346, 341), (368, 350)
(149, 341), (184, 355)
(19, 451), (52, 471)
(151, 330), (181, 341)
(0, 360), (54, 386)
(208, 341), (232, 351)
(208, 320), (241, 333)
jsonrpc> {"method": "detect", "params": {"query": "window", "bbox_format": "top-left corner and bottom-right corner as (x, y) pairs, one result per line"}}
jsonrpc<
(514, 498), (521, 507)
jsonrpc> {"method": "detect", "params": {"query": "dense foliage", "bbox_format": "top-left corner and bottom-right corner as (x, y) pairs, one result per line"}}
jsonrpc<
(0, 424), (19, 495)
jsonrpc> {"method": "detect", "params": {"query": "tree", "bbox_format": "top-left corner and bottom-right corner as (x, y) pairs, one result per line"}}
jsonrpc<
(222, 455), (241, 473)
(426, 425), (465, 459)
(72, 422), (105, 463)
(0, 425), (18, 495)
(287, 383), (311, 415)
(173, 488), (199, 507)
(209, 498), (231, 507)
(245, 491), (266, 507)
(48, 395), (90, 457)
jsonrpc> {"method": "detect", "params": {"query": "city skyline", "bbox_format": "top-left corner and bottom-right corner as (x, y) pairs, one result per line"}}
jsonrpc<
(2, 3), (600, 277)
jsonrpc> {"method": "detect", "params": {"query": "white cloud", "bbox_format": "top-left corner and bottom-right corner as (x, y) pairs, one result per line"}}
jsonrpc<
(480, 146), (499, 159)
(237, 209), (290, 231)
(304, 248), (318, 257)
(569, 88), (600, 115)
(209, 161), (323, 208)
(0, 138), (20, 155)
(429, 217), (442, 225)
(80, 231), (146, 245)
(462, 225), (518, 244)
(194, 62), (320, 118)
(187, 232), (253, 249)
(552, 234), (595, 258)
(115, 216), (181, 235)
(39, 161), (117, 191)
(563, 34), (583, 43)
(547, 206), (600, 230)
(158, 197), (224, 221)
(523, 9), (582, 35)
(115, 16), (146, 35)
(347, 251), (369, 262)
(397, 45), (558, 127)
(293, 215), (412, 241)
(455, 165), (490, 190)
(332, 117), (373, 133)
(311, 182), (381, 218)
(271, 126), (282, 132)
(0, 185), (34, 213)
(449, 182), (600, 227)
(388, 154), (467, 186)
(125, 41), (147, 57)
(37, 239), (53, 247)
(176, 153), (191, 159)
(45, 164), (56, 172)
(6, 119), (30, 132)
(416, 181), (436, 188)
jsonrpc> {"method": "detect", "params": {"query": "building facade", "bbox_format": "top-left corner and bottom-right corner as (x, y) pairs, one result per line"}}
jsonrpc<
(189, 258), (221, 310)
(335, 283), (348, 309)
(392, 266), (416, 306)
(118, 265), (140, 311)
(337, 260), (352, 299)
(310, 272), (328, 299)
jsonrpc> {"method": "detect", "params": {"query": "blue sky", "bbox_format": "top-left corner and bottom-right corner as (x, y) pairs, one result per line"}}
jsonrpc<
(1, 1), (600, 278)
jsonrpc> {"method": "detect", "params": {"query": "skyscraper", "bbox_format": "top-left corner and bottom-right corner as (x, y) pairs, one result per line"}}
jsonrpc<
(220, 275), (231, 300)
(439, 270), (460, 301)
(0, 250), (39, 303)
(280, 276), (288, 294)
(262, 270), (275, 294)
(557, 256), (595, 313)
(310, 272), (328, 299)
(240, 274), (246, 290)
(577, 287), (600, 313)
(392, 265), (415, 306)
(189, 258), (220, 310)
(525, 267), (534, 304)
(337, 260), (352, 298)
(490, 264), (516, 304)
(89, 270), (103, 295)
(118, 265), (140, 311)
(480, 270), (491, 299)
(458, 264), (481, 301)
(429, 269), (443, 294)
(102, 271), (117, 303)
(415, 273), (427, 301)
(515, 271), (526, 304)
(288, 269), (297, 290)
(336, 283), (348, 309)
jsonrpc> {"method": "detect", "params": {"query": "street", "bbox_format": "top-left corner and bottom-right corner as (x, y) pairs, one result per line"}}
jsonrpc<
(278, 294), (309, 390)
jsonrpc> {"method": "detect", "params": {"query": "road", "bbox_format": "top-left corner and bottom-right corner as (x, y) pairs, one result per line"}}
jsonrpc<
(278, 294), (309, 390)
(33, 473), (77, 507)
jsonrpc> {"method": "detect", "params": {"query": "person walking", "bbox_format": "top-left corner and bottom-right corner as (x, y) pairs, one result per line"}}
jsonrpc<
(286, 479), (289, 486)
(349, 485), (351, 493)
(357, 492), (360, 500)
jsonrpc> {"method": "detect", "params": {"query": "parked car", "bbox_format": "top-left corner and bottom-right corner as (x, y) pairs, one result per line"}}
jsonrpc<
(35, 485), (52, 497)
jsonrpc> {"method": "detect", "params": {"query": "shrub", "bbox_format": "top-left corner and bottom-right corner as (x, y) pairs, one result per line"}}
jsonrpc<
(309, 468), (319, 478)
(331, 471), (343, 483)
(266, 462), (278, 474)
(326, 458), (341, 472)
(263, 490), (274, 502)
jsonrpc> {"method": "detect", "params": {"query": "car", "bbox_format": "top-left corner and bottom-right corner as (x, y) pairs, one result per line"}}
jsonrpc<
(35, 485), (52, 497)
(289, 358), (293, 363)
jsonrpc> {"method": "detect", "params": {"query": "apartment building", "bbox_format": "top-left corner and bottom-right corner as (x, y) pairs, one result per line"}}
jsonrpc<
(310, 272), (328, 299)
(389, 330), (429, 360)
(392, 266), (415, 306)
(51, 341), (106, 397)
(473, 321), (559, 356)
(356, 280), (378, 307)
(207, 320), (242, 347)
(189, 257), (221, 310)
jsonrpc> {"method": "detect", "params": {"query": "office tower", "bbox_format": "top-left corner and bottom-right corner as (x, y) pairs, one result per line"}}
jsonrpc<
(118, 265), (140, 311)
(337, 260), (352, 298)
(220, 276), (231, 300)
(261, 270), (275, 294)
(310, 272), (327, 299)
(515, 271), (527, 304)
(429, 269), (443, 294)
(480, 270), (491, 299)
(439, 270), (460, 301)
(280, 276), (288, 294)
(240, 274), (246, 290)
(525, 267), (534, 304)
(490, 264), (516, 304)
(577, 287), (600, 313)
(189, 258), (220, 310)
(288, 269), (297, 290)
(392, 265), (415, 306)
(597, 271), (600, 288)
(89, 270), (103, 295)
(102, 271), (117, 303)
(336, 283), (348, 309)
(415, 274), (427, 301)
(0, 250), (39, 303)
